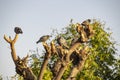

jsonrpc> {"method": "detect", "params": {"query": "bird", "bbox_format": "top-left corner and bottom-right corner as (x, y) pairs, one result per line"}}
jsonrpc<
(14, 27), (23, 34)
(71, 37), (78, 46)
(57, 36), (69, 48)
(81, 19), (94, 38)
(76, 23), (88, 42)
(81, 19), (91, 26)
(36, 35), (51, 44)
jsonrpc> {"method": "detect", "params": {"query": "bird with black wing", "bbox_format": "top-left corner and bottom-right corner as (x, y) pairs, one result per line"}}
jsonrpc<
(81, 19), (91, 26)
(14, 27), (23, 34)
(81, 19), (94, 38)
(76, 23), (88, 42)
(36, 35), (51, 44)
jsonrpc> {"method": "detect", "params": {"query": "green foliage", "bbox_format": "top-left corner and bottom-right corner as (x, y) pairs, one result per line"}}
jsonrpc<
(21, 19), (119, 80)
(112, 59), (120, 80)
(30, 51), (43, 76)
(62, 62), (72, 80)
(43, 67), (53, 80)
(54, 19), (119, 80)
(76, 20), (118, 80)
(17, 75), (24, 80)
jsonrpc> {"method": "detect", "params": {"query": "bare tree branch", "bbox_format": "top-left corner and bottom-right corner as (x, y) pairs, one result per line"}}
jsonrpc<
(4, 33), (36, 80)
(4, 20), (94, 80)
(4, 34), (18, 62)
(38, 42), (52, 80)
(53, 42), (81, 80)
(66, 46), (89, 80)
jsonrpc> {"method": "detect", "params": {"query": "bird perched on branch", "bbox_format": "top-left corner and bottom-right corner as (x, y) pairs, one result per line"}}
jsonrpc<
(81, 19), (94, 38)
(14, 27), (23, 34)
(71, 37), (78, 46)
(76, 23), (88, 42)
(36, 35), (51, 44)
(57, 36), (69, 48)
(81, 19), (91, 26)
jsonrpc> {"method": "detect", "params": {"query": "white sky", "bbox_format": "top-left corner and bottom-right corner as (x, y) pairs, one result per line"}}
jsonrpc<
(0, 0), (120, 79)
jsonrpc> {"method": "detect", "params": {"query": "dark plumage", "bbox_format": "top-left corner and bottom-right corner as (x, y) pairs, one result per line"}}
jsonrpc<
(81, 19), (94, 38)
(36, 35), (51, 44)
(76, 23), (88, 42)
(81, 19), (91, 26)
(14, 27), (23, 34)
(57, 37), (68, 48)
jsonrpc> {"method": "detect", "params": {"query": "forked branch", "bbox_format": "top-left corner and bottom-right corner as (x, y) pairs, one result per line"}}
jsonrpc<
(4, 34), (18, 62)
(4, 30), (36, 80)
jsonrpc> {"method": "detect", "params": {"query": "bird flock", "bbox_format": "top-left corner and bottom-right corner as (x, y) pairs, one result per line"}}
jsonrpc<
(14, 19), (92, 47)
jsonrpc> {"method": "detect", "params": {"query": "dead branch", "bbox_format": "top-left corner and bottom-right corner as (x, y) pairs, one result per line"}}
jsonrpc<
(4, 33), (36, 80)
(66, 46), (89, 80)
(4, 20), (94, 80)
(51, 41), (57, 54)
(51, 59), (62, 77)
(54, 42), (81, 80)
(16, 56), (36, 80)
(38, 42), (52, 80)
(4, 34), (18, 63)
(52, 21), (93, 80)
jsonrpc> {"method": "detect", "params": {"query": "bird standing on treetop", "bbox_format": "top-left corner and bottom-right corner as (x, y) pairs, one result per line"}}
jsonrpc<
(81, 19), (94, 38)
(36, 35), (51, 44)
(81, 19), (91, 26)
(57, 36), (69, 48)
(14, 27), (23, 34)
(76, 23), (88, 42)
(81, 19), (91, 36)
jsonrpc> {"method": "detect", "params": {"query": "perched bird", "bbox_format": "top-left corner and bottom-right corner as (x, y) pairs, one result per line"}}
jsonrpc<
(71, 37), (78, 46)
(81, 19), (91, 26)
(81, 19), (94, 38)
(57, 36), (69, 48)
(14, 27), (23, 34)
(36, 35), (51, 44)
(76, 23), (88, 42)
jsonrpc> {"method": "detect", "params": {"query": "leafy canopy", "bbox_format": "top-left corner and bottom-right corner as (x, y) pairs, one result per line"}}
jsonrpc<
(26, 19), (119, 80)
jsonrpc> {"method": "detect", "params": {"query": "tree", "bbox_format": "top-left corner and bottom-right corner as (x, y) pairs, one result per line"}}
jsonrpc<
(4, 19), (119, 80)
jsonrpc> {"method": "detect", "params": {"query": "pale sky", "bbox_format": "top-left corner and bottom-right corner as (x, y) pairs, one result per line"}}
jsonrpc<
(0, 0), (120, 79)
